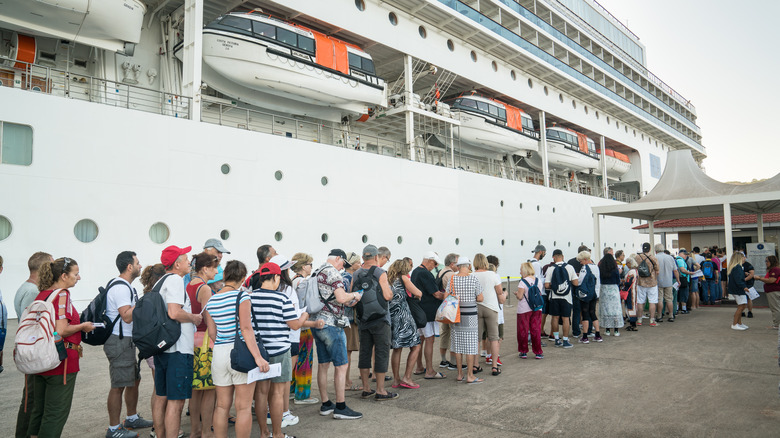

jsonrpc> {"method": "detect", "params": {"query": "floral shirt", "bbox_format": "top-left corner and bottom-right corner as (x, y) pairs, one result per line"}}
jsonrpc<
(311, 263), (346, 327)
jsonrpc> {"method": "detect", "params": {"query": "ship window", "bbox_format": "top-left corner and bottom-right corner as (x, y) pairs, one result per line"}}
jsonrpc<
(0, 215), (11, 241)
(74, 219), (98, 243)
(488, 105), (499, 117)
(275, 231), (283, 241)
(476, 101), (489, 113)
(349, 53), (361, 69)
(221, 16), (252, 33)
(389, 12), (398, 26)
(298, 36), (315, 54)
(252, 21), (276, 38)
(361, 58), (375, 74)
(276, 28), (297, 47)
(149, 222), (170, 244)
(220, 229), (230, 240)
(498, 108), (506, 121)
(459, 99), (477, 109)
(0, 121), (33, 166)
(546, 130), (558, 139)
(348, 53), (375, 75)
(447, 39), (455, 52)
(522, 118), (534, 130)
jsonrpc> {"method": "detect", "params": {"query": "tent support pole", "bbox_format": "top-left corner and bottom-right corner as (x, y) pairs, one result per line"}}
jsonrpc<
(594, 214), (601, 260)
(600, 136), (608, 198)
(757, 213), (765, 242)
(648, 220), (655, 254)
(724, 203), (733, 261)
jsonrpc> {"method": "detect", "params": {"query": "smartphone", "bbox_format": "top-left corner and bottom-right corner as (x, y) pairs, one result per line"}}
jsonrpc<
(92, 322), (105, 328)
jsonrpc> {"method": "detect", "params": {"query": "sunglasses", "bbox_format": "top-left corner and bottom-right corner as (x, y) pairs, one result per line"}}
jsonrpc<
(62, 257), (72, 272)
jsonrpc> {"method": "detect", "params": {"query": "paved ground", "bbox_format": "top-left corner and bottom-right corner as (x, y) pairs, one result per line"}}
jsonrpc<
(2, 305), (779, 438)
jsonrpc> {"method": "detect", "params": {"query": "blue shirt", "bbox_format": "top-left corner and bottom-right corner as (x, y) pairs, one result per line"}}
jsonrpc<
(204, 289), (250, 345)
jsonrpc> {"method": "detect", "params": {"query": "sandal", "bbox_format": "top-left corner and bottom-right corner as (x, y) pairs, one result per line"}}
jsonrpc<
(413, 368), (426, 375)
(466, 378), (484, 385)
(472, 366), (483, 374)
(491, 367), (501, 376)
(360, 389), (376, 399)
(346, 383), (363, 391)
(400, 381), (420, 389)
(424, 372), (446, 379)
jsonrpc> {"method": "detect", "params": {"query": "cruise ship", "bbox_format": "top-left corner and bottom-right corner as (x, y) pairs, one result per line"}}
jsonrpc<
(0, 0), (704, 315)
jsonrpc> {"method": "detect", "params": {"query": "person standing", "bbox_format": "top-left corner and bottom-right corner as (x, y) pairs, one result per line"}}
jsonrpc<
(623, 257), (640, 331)
(472, 254), (504, 371)
(528, 245), (548, 337)
(516, 263), (544, 358)
(436, 254), (458, 370)
(104, 251), (154, 438)
(742, 256), (756, 319)
(689, 247), (704, 310)
(576, 252), (602, 343)
(655, 244), (679, 322)
(411, 252), (446, 380)
(598, 252), (624, 337)
(446, 257), (484, 384)
(387, 260), (423, 388)
(728, 252), (750, 330)
(340, 252), (362, 392)
(567, 245), (588, 337)
(754, 256), (780, 328)
(700, 252), (719, 305)
(633, 243), (660, 326)
(290, 253), (319, 405)
(675, 250), (694, 315)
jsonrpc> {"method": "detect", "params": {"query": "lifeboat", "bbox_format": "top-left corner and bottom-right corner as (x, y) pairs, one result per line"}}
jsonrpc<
(439, 93), (539, 155)
(524, 126), (600, 173)
(597, 148), (631, 177)
(201, 12), (386, 117)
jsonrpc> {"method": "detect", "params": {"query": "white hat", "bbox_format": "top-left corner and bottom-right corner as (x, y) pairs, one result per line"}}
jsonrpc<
(270, 254), (295, 271)
(422, 251), (441, 264)
(455, 256), (471, 266)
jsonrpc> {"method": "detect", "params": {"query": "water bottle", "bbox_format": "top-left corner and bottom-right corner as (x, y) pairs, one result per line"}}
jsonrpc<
(53, 331), (67, 361)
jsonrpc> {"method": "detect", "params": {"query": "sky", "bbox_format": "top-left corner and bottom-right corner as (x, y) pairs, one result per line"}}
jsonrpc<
(595, 0), (780, 183)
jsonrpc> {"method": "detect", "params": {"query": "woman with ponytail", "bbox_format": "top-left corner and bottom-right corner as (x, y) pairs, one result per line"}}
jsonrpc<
(27, 257), (95, 438)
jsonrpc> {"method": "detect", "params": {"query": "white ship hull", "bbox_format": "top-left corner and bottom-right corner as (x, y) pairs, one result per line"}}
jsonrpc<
(525, 140), (600, 173)
(451, 111), (539, 155)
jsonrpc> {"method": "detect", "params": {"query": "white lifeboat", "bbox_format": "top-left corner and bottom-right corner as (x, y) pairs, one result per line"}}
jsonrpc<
(439, 94), (539, 156)
(525, 126), (600, 173)
(598, 148), (632, 177)
(201, 12), (387, 117)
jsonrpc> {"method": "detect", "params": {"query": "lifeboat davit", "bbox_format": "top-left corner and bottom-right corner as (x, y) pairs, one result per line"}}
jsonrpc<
(440, 93), (539, 156)
(525, 126), (600, 173)
(201, 12), (387, 118)
(598, 148), (631, 177)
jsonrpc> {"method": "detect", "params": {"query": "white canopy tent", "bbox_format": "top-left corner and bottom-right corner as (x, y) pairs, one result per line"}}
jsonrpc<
(592, 150), (780, 260)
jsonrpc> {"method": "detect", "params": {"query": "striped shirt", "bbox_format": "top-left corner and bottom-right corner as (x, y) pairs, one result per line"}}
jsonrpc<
(204, 289), (251, 345)
(251, 288), (296, 357)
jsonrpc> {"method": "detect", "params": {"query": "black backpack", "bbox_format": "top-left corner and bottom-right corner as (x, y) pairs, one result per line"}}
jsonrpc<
(549, 264), (571, 297)
(132, 274), (182, 359)
(638, 254), (654, 278)
(81, 279), (133, 346)
(435, 268), (452, 292)
(354, 266), (388, 324)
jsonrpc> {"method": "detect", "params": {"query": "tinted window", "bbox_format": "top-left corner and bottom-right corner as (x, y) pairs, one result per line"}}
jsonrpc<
(546, 130), (558, 139)
(277, 28), (297, 46)
(498, 108), (506, 120)
(252, 21), (276, 38)
(220, 16), (252, 32)
(476, 101), (489, 112)
(361, 57), (375, 74)
(522, 117), (533, 130)
(460, 99), (477, 109)
(348, 52), (361, 69)
(298, 35), (315, 53)
(488, 105), (499, 117)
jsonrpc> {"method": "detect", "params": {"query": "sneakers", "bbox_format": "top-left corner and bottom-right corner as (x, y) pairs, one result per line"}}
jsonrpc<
(579, 336), (589, 344)
(667, 317), (675, 322)
(562, 340), (573, 348)
(282, 412), (299, 427)
(614, 331), (621, 337)
(739, 324), (749, 330)
(731, 324), (748, 331)
(106, 426), (138, 438)
(480, 350), (487, 357)
(320, 403), (335, 416)
(593, 335), (603, 343)
(519, 352), (527, 359)
(485, 354), (492, 364)
(293, 397), (319, 405)
(375, 392), (399, 401)
(439, 360), (450, 368)
(554, 339), (563, 348)
(547, 335), (555, 341)
(535, 354), (544, 359)
(588, 333), (596, 337)
(605, 329), (611, 336)
(445, 361), (457, 370)
(748, 311), (754, 318)
(649, 319), (657, 327)
(333, 405), (363, 420)
(123, 416), (153, 430)
(494, 356), (503, 366)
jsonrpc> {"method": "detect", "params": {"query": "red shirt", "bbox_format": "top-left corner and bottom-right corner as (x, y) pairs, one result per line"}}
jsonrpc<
(186, 282), (209, 332)
(765, 267), (780, 293)
(36, 289), (81, 376)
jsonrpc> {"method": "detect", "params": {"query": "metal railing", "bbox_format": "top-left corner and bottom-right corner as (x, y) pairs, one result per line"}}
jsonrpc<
(0, 58), (191, 119)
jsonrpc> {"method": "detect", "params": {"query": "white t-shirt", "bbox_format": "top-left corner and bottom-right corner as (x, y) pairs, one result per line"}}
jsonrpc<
(578, 263), (602, 299)
(106, 277), (137, 337)
(528, 258), (546, 296)
(692, 254), (705, 278)
(159, 274), (195, 355)
(493, 272), (504, 324)
(544, 262), (578, 304)
(473, 270), (500, 313)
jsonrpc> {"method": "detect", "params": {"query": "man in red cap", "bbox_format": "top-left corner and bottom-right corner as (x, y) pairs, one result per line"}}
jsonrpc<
(152, 245), (202, 438)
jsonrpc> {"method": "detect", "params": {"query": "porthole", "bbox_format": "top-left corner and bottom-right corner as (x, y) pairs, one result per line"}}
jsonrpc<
(149, 222), (170, 244)
(275, 170), (283, 181)
(521, 240), (525, 246)
(491, 61), (498, 72)
(388, 12), (398, 25)
(510, 70), (516, 80)
(362, 234), (368, 243)
(321, 233), (328, 242)
(74, 219), (98, 243)
(559, 93), (563, 103)
(480, 238), (484, 246)
(553, 207), (556, 213)
(625, 126), (628, 133)
(354, 0), (365, 11)
(418, 26), (427, 39)
(536, 205), (540, 211)
(554, 241), (557, 246)
(397, 235), (403, 244)
(321, 176), (328, 186)
(501, 240), (505, 246)
(274, 231), (283, 242)
(641, 134), (645, 140)
(527, 78), (533, 88)
(455, 238), (460, 245)
(428, 237), (433, 245)
(470, 50), (477, 62)
(616, 121), (619, 129)
(500, 200), (504, 207)
(543, 86), (549, 96)
(220, 229), (230, 240)
(633, 130), (637, 136)
(584, 106), (588, 114)
(519, 203), (523, 209)
(568, 242), (571, 247)
(0, 215), (12, 241)
(595, 111), (599, 119)
(571, 100), (576, 109)
(447, 39), (454, 52)
(607, 116), (610, 124)
(220, 163), (230, 174)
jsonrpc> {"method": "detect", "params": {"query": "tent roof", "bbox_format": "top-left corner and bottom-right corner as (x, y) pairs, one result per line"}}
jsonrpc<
(592, 150), (780, 220)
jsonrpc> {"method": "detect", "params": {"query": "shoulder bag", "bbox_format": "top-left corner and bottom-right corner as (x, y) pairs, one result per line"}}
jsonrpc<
(230, 291), (270, 373)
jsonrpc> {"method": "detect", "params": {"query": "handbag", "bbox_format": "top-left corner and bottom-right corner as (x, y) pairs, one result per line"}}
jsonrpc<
(435, 276), (461, 324)
(193, 331), (214, 390)
(230, 291), (270, 373)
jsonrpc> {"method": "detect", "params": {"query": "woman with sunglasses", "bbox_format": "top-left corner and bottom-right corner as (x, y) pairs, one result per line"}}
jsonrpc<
(27, 257), (95, 438)
(754, 255), (780, 328)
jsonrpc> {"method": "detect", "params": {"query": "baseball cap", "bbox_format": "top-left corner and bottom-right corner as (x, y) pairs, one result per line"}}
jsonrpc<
(532, 244), (546, 253)
(362, 245), (378, 259)
(422, 251), (441, 264)
(344, 251), (361, 268)
(328, 249), (347, 260)
(258, 262), (281, 276)
(552, 249), (564, 257)
(270, 254), (295, 271)
(642, 242), (651, 252)
(455, 256), (471, 266)
(203, 238), (230, 254)
(161, 245), (192, 268)
(678, 248), (688, 254)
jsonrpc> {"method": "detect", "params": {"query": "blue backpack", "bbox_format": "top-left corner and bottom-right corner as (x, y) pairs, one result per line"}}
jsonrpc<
(521, 278), (544, 312)
(701, 259), (714, 279)
(577, 265), (597, 302)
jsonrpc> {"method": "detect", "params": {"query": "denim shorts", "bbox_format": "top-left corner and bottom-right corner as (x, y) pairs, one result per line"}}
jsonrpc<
(154, 352), (193, 400)
(311, 325), (349, 367)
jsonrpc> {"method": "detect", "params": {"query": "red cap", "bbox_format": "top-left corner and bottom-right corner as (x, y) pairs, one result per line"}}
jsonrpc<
(161, 245), (192, 268)
(258, 262), (281, 276)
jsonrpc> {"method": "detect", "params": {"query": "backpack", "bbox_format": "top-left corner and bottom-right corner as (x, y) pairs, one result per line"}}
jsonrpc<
(637, 254), (654, 277)
(577, 265), (598, 302)
(354, 266), (388, 324)
(13, 289), (63, 374)
(521, 278), (544, 312)
(549, 264), (571, 297)
(80, 279), (133, 346)
(701, 259), (714, 279)
(436, 268), (452, 292)
(132, 274), (182, 359)
(295, 266), (331, 314)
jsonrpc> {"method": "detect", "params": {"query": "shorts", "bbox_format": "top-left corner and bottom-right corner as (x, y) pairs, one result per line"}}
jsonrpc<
(419, 321), (440, 338)
(637, 285), (659, 304)
(548, 299), (572, 318)
(477, 306), (500, 341)
(154, 352), (194, 400)
(311, 325), (349, 367)
(290, 342), (300, 357)
(735, 294), (747, 305)
(659, 286), (674, 302)
(103, 334), (141, 388)
(269, 350), (293, 383)
(344, 323), (360, 351)
(358, 322), (391, 374)
(439, 322), (451, 350)
(212, 343), (248, 386)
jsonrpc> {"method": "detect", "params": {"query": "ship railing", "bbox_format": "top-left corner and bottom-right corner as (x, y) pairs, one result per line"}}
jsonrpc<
(0, 57), (191, 119)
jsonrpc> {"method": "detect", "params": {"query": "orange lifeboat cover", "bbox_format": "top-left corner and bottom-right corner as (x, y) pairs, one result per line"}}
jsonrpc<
(14, 34), (36, 69)
(576, 132), (589, 154)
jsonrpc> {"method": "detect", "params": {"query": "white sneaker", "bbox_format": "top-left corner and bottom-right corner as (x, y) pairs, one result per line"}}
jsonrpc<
(480, 350), (487, 357)
(282, 412), (299, 427)
(731, 324), (747, 331)
(739, 324), (749, 330)
(614, 331), (621, 337)
(293, 397), (319, 405)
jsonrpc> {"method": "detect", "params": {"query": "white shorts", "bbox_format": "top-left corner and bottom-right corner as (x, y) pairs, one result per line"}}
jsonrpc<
(212, 343), (248, 387)
(418, 321), (440, 338)
(637, 285), (659, 304)
(735, 294), (748, 305)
